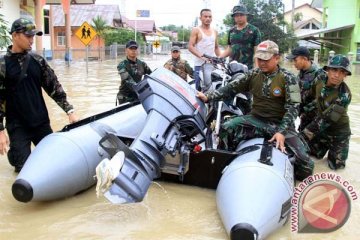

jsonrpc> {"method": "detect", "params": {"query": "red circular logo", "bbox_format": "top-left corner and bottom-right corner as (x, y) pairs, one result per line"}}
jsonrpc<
(301, 182), (351, 232)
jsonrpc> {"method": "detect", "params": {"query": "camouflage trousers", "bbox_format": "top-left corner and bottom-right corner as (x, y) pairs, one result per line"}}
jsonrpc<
(298, 111), (316, 132)
(116, 92), (137, 105)
(306, 133), (350, 170)
(219, 115), (314, 181)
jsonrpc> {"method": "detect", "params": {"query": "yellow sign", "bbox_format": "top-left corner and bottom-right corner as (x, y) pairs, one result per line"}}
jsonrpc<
(153, 40), (160, 49)
(75, 21), (97, 46)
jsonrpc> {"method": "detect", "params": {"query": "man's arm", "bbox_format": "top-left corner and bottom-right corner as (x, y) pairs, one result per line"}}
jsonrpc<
(117, 62), (137, 89)
(214, 30), (221, 57)
(37, 55), (74, 114)
(188, 27), (201, 58)
(185, 61), (194, 79)
(278, 74), (301, 135)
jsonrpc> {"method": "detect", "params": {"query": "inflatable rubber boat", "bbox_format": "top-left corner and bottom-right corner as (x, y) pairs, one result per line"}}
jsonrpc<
(12, 67), (294, 240)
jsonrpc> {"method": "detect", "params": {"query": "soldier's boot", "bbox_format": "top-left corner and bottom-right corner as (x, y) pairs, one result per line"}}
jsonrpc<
(327, 158), (346, 170)
(294, 157), (314, 181)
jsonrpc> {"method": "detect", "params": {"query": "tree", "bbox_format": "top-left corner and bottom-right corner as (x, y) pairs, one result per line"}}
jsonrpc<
(223, 0), (297, 53)
(91, 16), (109, 60)
(103, 28), (144, 46)
(0, 14), (11, 48)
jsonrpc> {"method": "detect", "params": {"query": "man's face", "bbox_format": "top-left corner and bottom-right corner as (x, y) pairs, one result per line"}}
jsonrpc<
(292, 56), (307, 71)
(326, 68), (348, 87)
(12, 32), (35, 51)
(171, 50), (180, 59)
(200, 11), (212, 26)
(257, 55), (280, 73)
(126, 47), (138, 58)
(233, 13), (247, 25)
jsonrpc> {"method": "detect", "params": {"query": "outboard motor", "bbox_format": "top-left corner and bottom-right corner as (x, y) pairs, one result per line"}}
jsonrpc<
(101, 67), (207, 203)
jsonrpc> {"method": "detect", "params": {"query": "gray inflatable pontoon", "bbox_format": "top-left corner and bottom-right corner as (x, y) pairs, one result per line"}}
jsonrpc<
(12, 103), (147, 202)
(12, 67), (294, 240)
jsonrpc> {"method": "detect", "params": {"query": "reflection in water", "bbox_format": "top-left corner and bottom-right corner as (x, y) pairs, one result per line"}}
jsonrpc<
(0, 53), (359, 239)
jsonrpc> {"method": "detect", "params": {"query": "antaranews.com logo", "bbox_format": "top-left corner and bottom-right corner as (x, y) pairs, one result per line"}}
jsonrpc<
(291, 172), (357, 233)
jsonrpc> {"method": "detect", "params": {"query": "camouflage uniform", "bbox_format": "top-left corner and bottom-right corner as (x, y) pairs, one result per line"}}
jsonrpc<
(164, 57), (193, 81)
(301, 55), (352, 170)
(116, 58), (152, 104)
(206, 67), (314, 180)
(0, 46), (74, 170)
(298, 63), (327, 131)
(228, 24), (262, 69)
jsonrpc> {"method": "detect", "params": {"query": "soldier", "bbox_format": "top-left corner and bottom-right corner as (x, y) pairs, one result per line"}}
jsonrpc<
(197, 40), (313, 181)
(286, 46), (327, 131)
(0, 18), (79, 172)
(164, 46), (193, 81)
(188, 9), (221, 90)
(116, 40), (152, 105)
(220, 4), (262, 70)
(301, 55), (352, 170)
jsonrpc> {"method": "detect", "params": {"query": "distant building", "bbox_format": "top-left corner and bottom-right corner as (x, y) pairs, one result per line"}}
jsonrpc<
(298, 0), (359, 62)
(52, 4), (122, 51)
(284, 3), (323, 49)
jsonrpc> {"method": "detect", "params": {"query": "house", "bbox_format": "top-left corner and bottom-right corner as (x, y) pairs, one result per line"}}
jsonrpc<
(0, 0), (96, 53)
(52, 4), (122, 51)
(284, 3), (323, 49)
(298, 0), (360, 62)
(122, 16), (156, 36)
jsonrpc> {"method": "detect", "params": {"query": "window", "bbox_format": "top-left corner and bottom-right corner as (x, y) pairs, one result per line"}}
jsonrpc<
(356, 43), (360, 61)
(43, 9), (50, 35)
(57, 32), (65, 46)
(312, 24), (319, 30)
(302, 23), (310, 29)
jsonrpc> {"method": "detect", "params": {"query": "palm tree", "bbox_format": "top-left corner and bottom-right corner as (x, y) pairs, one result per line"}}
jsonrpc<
(0, 14), (11, 49)
(91, 16), (108, 60)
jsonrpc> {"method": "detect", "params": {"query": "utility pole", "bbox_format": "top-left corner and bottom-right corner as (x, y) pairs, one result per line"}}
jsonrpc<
(291, 0), (295, 30)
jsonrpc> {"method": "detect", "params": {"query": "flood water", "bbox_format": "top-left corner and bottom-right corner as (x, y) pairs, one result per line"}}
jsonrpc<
(0, 51), (359, 240)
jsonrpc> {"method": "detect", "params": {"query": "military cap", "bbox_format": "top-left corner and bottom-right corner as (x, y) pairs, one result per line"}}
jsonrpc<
(10, 18), (43, 36)
(126, 40), (138, 49)
(171, 46), (181, 52)
(286, 46), (310, 60)
(254, 40), (279, 60)
(324, 55), (352, 76)
(232, 5), (249, 16)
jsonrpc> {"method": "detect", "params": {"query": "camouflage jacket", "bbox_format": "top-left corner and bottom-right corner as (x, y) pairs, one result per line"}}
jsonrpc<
(164, 57), (193, 80)
(304, 74), (352, 135)
(0, 46), (74, 130)
(298, 63), (326, 114)
(207, 67), (300, 135)
(117, 58), (152, 101)
(228, 23), (262, 69)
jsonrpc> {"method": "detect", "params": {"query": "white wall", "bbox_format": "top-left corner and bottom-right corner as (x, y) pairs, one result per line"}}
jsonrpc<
(0, 0), (21, 29)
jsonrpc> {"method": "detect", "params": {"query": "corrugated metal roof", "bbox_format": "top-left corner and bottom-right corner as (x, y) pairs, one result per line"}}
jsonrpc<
(122, 16), (156, 33)
(297, 24), (355, 39)
(52, 4), (122, 27)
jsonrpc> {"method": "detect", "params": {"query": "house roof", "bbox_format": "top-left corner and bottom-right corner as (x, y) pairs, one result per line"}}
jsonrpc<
(297, 24), (355, 39)
(294, 18), (321, 30)
(284, 3), (322, 15)
(52, 4), (122, 27)
(122, 17), (156, 33)
(311, 0), (323, 8)
(46, 0), (96, 4)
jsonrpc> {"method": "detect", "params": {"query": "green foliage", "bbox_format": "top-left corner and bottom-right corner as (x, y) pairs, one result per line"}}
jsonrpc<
(294, 12), (303, 23)
(0, 14), (11, 48)
(91, 15), (108, 38)
(223, 0), (297, 53)
(103, 28), (143, 46)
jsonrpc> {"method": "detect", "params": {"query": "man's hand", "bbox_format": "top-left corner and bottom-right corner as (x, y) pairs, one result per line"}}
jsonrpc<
(68, 112), (80, 124)
(269, 132), (286, 153)
(196, 91), (208, 103)
(0, 130), (10, 155)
